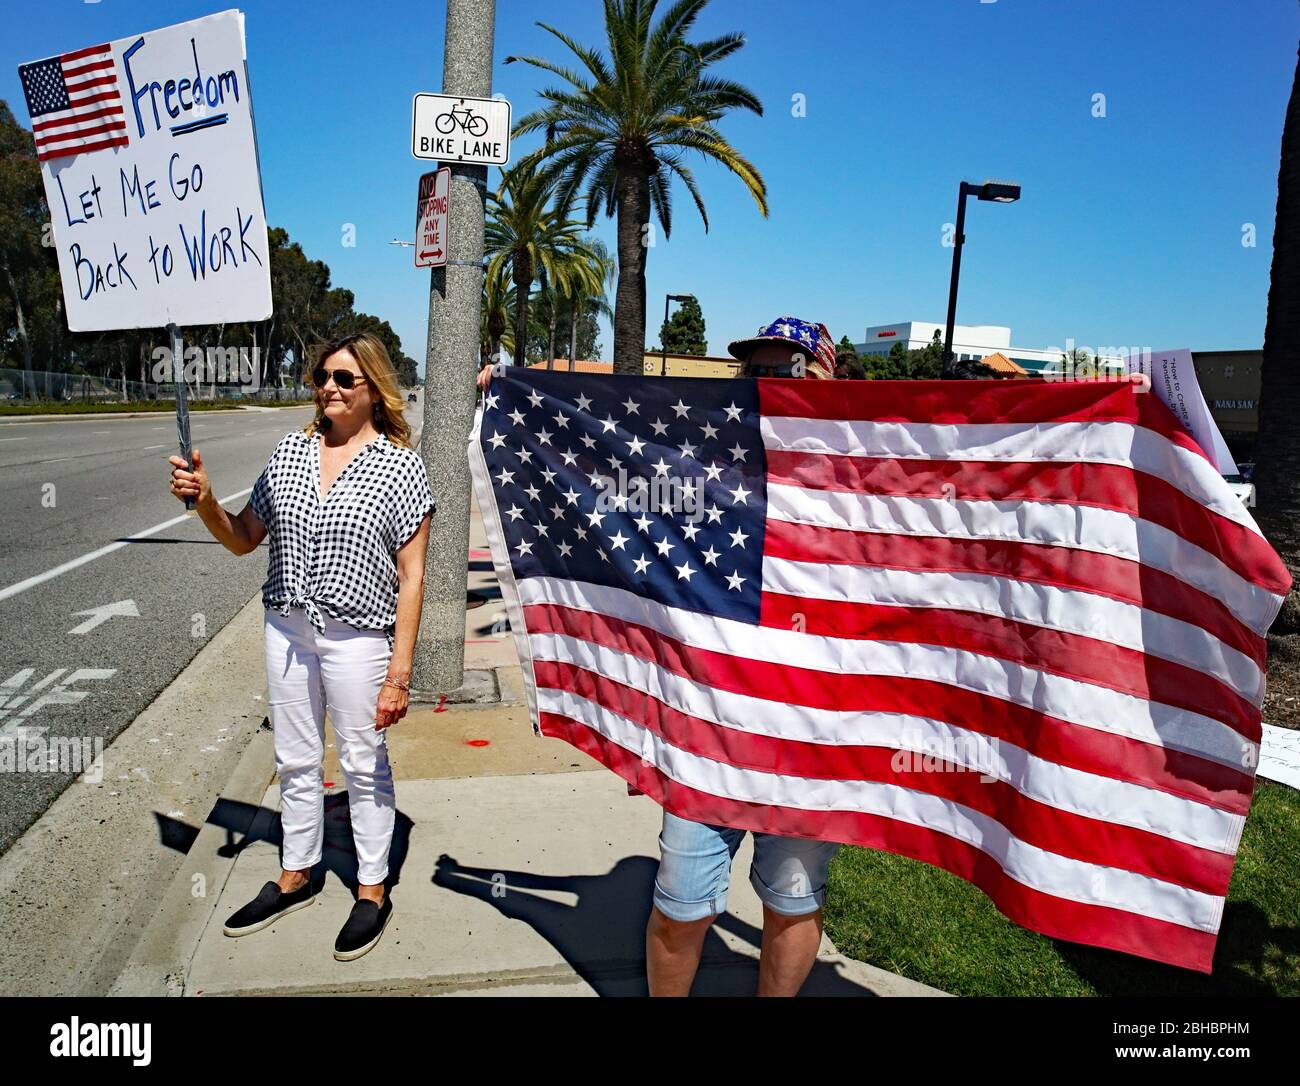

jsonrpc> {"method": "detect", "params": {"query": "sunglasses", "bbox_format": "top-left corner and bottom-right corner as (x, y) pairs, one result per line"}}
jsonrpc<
(312, 366), (368, 390)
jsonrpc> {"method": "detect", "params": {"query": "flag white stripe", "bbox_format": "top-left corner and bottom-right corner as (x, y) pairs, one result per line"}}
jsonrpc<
(767, 482), (1282, 635)
(541, 686), (1226, 932)
(762, 556), (1264, 705)
(761, 416), (1259, 536)
(517, 576), (1256, 770)
(530, 630), (1244, 851)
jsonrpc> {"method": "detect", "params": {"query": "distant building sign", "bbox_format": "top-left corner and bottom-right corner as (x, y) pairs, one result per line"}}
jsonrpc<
(877, 330), (897, 337)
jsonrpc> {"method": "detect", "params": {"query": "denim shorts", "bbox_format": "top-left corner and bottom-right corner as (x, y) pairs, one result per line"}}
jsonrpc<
(652, 810), (841, 922)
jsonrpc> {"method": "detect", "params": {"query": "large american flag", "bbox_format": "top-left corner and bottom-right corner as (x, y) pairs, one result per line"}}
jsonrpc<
(18, 43), (129, 162)
(470, 368), (1290, 973)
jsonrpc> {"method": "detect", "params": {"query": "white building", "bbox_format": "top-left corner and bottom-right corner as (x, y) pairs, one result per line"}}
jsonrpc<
(854, 321), (1126, 377)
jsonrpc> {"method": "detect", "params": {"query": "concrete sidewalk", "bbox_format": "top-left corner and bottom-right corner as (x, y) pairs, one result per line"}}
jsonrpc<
(116, 493), (945, 997)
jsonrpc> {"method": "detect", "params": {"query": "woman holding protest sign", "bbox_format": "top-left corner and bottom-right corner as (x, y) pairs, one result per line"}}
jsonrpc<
(167, 331), (434, 962)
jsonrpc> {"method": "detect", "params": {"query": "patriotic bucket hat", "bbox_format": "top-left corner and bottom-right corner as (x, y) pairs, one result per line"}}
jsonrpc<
(728, 316), (836, 379)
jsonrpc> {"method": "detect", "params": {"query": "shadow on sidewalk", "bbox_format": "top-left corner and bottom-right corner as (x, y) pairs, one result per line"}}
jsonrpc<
(161, 793), (415, 898)
(432, 853), (875, 996)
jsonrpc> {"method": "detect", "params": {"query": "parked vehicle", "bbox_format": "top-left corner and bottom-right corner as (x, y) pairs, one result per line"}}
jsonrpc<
(1223, 473), (1256, 507)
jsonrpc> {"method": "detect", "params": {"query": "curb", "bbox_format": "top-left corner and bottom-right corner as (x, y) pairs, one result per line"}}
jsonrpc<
(109, 725), (277, 997)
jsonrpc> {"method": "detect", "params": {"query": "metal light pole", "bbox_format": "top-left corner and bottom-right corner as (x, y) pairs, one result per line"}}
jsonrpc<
(660, 293), (694, 376)
(413, 0), (495, 696)
(942, 180), (1021, 378)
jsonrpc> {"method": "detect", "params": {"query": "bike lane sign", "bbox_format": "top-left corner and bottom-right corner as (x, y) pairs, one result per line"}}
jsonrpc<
(412, 93), (510, 165)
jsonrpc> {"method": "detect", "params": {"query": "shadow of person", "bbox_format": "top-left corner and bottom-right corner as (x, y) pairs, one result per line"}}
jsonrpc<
(432, 853), (875, 996)
(185, 792), (414, 900)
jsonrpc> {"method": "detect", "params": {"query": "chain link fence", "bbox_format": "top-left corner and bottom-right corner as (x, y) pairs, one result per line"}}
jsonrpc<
(0, 368), (314, 405)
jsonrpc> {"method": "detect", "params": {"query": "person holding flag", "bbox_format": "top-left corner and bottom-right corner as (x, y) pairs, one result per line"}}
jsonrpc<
(645, 316), (843, 997)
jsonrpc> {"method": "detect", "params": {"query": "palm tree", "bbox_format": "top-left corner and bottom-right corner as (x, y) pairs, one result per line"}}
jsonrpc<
(562, 237), (615, 367)
(485, 165), (590, 366)
(480, 262), (515, 366)
(506, 0), (767, 374)
(1253, 38), (1300, 632)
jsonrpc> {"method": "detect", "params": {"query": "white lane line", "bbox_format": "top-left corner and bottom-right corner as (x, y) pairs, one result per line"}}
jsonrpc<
(142, 444), (166, 450)
(40, 457), (70, 463)
(0, 437), (28, 442)
(0, 486), (253, 604)
(92, 430), (112, 434)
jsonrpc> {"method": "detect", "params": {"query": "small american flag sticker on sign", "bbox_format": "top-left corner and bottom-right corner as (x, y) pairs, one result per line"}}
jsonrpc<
(18, 43), (129, 162)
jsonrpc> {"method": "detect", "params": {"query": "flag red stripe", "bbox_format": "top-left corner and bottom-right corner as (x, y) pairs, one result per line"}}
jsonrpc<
(759, 379), (1209, 462)
(60, 58), (114, 79)
(31, 104), (125, 132)
(35, 133), (128, 161)
(54, 89), (120, 109)
(758, 593), (1259, 739)
(766, 449), (1288, 596)
(64, 74), (117, 94)
(60, 43), (112, 63)
(38, 119), (128, 146)
(761, 518), (1267, 670)
(535, 660), (1236, 895)
(542, 713), (1218, 973)
(524, 601), (1254, 811)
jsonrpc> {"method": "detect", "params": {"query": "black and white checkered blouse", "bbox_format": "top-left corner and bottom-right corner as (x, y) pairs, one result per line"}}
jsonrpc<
(249, 430), (436, 649)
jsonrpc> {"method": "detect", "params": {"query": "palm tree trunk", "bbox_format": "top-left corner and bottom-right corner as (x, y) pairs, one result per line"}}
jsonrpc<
(546, 305), (558, 371)
(513, 253), (532, 367)
(569, 297), (579, 370)
(1254, 40), (1300, 632)
(613, 166), (651, 376)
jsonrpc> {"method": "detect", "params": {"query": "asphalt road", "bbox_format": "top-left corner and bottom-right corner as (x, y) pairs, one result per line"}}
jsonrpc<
(0, 397), (422, 852)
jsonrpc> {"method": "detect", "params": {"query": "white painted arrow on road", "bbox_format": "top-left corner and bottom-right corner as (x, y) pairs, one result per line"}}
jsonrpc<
(69, 600), (139, 635)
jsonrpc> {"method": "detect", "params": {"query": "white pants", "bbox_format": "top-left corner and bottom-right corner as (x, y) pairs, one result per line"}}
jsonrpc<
(263, 606), (396, 885)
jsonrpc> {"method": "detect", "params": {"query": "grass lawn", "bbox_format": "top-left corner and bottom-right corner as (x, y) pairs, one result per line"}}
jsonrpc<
(0, 399), (308, 415)
(823, 779), (1299, 996)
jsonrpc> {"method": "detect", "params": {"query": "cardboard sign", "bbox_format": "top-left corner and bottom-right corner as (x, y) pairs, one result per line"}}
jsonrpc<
(414, 167), (449, 268)
(1125, 349), (1239, 474)
(18, 9), (272, 330)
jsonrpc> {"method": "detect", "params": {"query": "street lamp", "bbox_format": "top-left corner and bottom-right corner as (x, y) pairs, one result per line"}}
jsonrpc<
(942, 180), (1021, 377)
(661, 293), (696, 376)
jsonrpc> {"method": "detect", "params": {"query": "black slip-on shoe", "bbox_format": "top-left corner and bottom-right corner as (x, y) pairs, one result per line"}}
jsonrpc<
(333, 897), (393, 961)
(222, 878), (317, 937)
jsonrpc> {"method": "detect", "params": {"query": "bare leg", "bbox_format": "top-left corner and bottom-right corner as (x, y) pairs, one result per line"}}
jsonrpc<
(277, 868), (309, 893)
(646, 906), (714, 996)
(357, 881), (385, 905)
(756, 905), (823, 997)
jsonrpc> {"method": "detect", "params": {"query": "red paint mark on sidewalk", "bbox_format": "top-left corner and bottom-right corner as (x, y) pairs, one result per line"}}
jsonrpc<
(465, 738), (490, 747)
(433, 694), (448, 713)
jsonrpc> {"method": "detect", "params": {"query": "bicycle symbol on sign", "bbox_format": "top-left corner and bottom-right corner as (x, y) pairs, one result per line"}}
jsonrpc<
(435, 104), (488, 137)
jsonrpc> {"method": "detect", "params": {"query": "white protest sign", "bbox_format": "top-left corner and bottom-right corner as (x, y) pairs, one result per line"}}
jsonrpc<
(412, 93), (510, 165)
(1125, 349), (1239, 474)
(1259, 724), (1300, 792)
(414, 167), (450, 268)
(18, 9), (272, 331)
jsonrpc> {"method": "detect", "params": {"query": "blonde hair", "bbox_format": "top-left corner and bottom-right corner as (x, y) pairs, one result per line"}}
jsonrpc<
(302, 332), (413, 448)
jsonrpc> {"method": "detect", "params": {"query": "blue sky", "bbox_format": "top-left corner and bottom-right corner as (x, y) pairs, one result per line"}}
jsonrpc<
(4, 0), (1296, 368)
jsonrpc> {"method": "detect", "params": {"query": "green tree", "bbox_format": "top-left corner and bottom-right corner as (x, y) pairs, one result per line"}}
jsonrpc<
(507, 0), (767, 374)
(659, 295), (706, 355)
(837, 334), (857, 356)
(485, 165), (589, 366)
